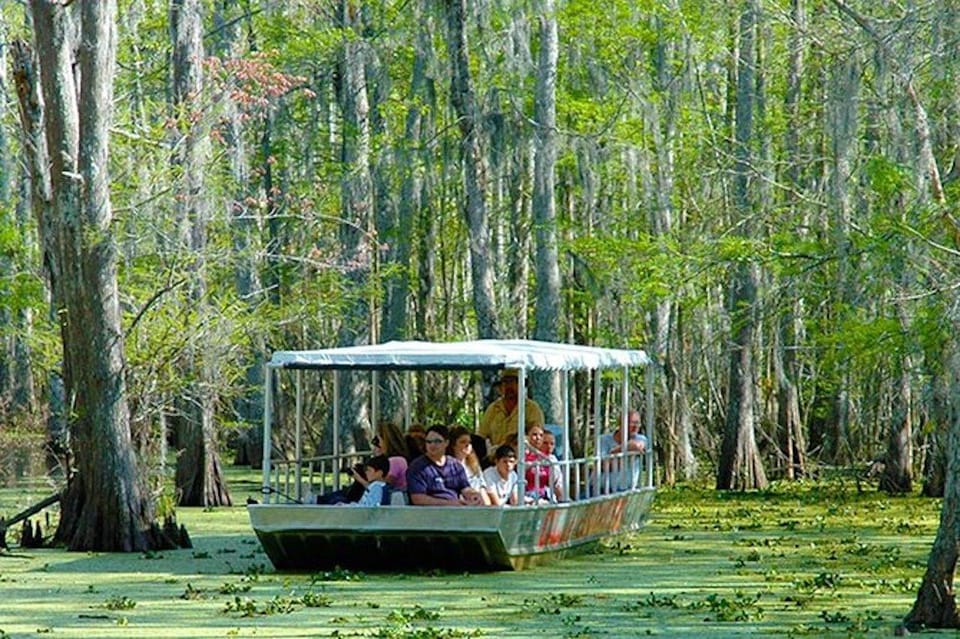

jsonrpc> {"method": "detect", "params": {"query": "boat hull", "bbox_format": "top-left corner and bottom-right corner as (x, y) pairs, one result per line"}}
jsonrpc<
(249, 487), (655, 571)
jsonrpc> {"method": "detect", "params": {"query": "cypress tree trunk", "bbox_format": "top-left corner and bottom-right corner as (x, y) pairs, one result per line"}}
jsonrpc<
(773, 0), (808, 481)
(212, 0), (264, 468)
(531, 0), (562, 424)
(904, 343), (960, 629)
(170, 0), (231, 507)
(716, 0), (767, 491)
(28, 0), (165, 551)
(332, 3), (374, 449)
(444, 0), (500, 340)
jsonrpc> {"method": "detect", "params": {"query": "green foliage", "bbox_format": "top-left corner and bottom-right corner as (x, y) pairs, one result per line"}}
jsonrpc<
(371, 626), (482, 639)
(386, 606), (441, 623)
(220, 590), (330, 617)
(864, 156), (911, 203)
(180, 583), (207, 600)
(525, 592), (584, 615)
(154, 491), (176, 520)
(796, 572), (842, 592)
(699, 592), (764, 622)
(218, 580), (252, 595)
(310, 567), (366, 582)
(102, 595), (137, 610)
(222, 596), (258, 617)
(300, 591), (333, 608)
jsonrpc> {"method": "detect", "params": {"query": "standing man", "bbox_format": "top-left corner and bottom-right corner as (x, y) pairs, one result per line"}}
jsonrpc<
(478, 368), (546, 455)
(406, 424), (483, 506)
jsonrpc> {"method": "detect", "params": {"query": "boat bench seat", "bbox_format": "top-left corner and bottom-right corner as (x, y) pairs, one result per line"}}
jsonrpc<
(389, 491), (409, 506)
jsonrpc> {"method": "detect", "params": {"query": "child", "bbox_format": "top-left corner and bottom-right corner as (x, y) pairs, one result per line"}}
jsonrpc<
(481, 445), (518, 506)
(351, 455), (391, 507)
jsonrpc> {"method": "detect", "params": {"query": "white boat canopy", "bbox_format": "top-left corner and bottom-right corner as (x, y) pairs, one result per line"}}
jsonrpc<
(269, 338), (651, 372)
(261, 338), (656, 505)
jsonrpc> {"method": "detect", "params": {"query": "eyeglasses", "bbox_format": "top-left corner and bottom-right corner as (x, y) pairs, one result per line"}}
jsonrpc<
(424, 438), (445, 445)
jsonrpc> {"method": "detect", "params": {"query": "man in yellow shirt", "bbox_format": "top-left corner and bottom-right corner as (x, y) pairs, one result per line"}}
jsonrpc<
(478, 368), (545, 455)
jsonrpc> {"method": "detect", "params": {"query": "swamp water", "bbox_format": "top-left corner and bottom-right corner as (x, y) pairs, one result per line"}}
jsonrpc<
(0, 479), (949, 638)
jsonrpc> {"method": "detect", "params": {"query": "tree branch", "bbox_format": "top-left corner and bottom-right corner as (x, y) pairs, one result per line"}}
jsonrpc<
(124, 277), (187, 337)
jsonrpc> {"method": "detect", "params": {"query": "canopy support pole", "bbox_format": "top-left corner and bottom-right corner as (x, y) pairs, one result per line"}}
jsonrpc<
(371, 370), (380, 434)
(261, 364), (274, 504)
(333, 370), (341, 492)
(621, 366), (630, 489)
(516, 368), (528, 499)
(645, 362), (656, 488)
(562, 369), (571, 497)
(295, 369), (303, 502)
(404, 370), (412, 431)
(592, 370), (602, 496)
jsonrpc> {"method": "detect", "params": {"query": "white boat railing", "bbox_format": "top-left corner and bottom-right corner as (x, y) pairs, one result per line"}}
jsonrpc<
(265, 446), (648, 505)
(267, 450), (371, 503)
(522, 450), (649, 502)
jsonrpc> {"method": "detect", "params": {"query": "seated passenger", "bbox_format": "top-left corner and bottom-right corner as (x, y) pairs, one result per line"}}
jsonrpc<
(448, 426), (492, 505)
(316, 424), (406, 504)
(481, 445), (519, 506)
(540, 430), (565, 497)
(541, 430), (561, 460)
(406, 424), (483, 506)
(348, 455), (391, 507)
(320, 453), (390, 505)
(373, 421), (410, 491)
(598, 409), (647, 492)
(315, 459), (365, 504)
(523, 424), (564, 503)
(405, 423), (427, 458)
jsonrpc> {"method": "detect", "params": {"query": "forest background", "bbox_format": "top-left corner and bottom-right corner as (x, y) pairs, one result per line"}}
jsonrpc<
(2, 0), (960, 533)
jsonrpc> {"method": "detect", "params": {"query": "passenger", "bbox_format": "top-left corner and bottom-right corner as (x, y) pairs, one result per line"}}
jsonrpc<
(405, 423), (427, 458)
(481, 445), (519, 506)
(478, 368), (546, 456)
(599, 409), (647, 492)
(540, 430), (559, 459)
(406, 424), (484, 506)
(318, 453), (385, 505)
(471, 433), (489, 467)
(523, 424), (564, 503)
(318, 423), (406, 504)
(539, 429), (564, 497)
(374, 421), (410, 491)
(342, 455), (391, 507)
(448, 426), (492, 505)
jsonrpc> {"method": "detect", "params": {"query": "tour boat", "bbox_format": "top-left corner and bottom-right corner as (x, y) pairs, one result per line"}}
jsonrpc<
(247, 339), (656, 571)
